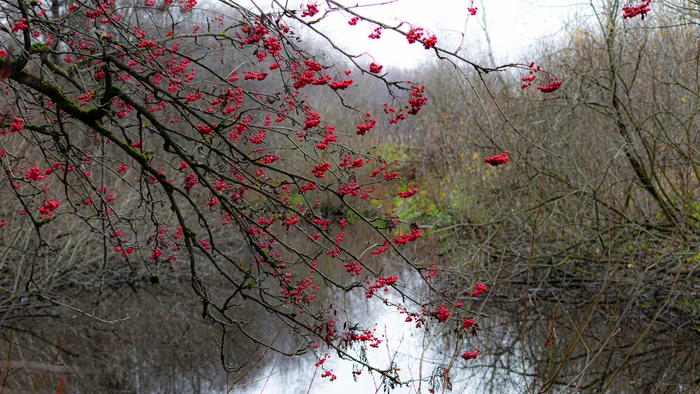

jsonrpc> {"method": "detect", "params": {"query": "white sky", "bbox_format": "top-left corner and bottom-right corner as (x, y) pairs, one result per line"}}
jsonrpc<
(305, 0), (582, 68)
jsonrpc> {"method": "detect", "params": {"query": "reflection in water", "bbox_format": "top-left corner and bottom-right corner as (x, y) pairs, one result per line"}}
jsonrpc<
(233, 264), (698, 394)
(2, 226), (698, 393)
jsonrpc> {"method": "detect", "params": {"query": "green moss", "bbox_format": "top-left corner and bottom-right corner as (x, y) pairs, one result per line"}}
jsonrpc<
(183, 226), (196, 239)
(31, 42), (49, 52)
(35, 217), (55, 227)
(94, 126), (149, 162)
(38, 77), (85, 115)
(25, 72), (154, 175)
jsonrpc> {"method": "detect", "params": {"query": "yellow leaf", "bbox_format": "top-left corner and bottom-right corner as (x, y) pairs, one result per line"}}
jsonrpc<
(681, 97), (687, 103)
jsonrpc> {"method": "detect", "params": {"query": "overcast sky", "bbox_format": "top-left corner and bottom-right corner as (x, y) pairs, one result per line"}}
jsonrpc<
(302, 0), (582, 69)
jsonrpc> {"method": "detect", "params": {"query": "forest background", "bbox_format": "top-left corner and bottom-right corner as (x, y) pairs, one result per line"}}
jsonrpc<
(0, 0), (698, 392)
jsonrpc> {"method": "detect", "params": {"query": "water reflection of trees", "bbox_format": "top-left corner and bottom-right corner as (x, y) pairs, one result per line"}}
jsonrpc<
(2, 224), (698, 393)
(0, 184), (695, 392)
(446, 284), (699, 394)
(0, 226), (415, 392)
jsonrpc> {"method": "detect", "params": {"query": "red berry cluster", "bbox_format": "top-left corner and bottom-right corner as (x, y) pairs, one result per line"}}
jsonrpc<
(24, 167), (46, 181)
(280, 273), (318, 306)
(521, 61), (541, 89)
(422, 34), (437, 50)
(301, 3), (319, 18)
(398, 183), (419, 198)
(312, 162), (332, 178)
(290, 59), (354, 91)
(371, 240), (391, 255)
(340, 328), (383, 348)
(406, 27), (424, 44)
(343, 261), (363, 276)
(39, 198), (60, 219)
(471, 282), (488, 297)
(407, 84), (428, 115)
(537, 77), (562, 93)
(78, 90), (95, 106)
(329, 79), (353, 90)
(623, 0), (651, 19)
(137, 40), (158, 48)
(424, 262), (438, 280)
(282, 215), (300, 227)
(521, 62), (562, 93)
(338, 179), (364, 197)
(356, 114), (377, 135)
(315, 125), (337, 149)
(484, 151), (508, 166)
(181, 0), (197, 12)
(243, 71), (268, 80)
(320, 370), (337, 381)
(431, 304), (451, 323)
(382, 102), (406, 123)
(405, 26), (437, 49)
(461, 348), (480, 360)
(462, 318), (475, 331)
(197, 123), (213, 134)
(369, 62), (383, 74)
(338, 155), (366, 169)
(183, 173), (198, 191)
(370, 165), (387, 178)
(393, 227), (421, 244)
(467, 0), (477, 15)
(304, 111), (321, 130)
(365, 275), (398, 298)
(2, 117), (25, 135)
(12, 18), (28, 32)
